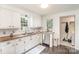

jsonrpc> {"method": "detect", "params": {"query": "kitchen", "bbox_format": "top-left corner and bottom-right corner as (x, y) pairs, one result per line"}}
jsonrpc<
(0, 4), (79, 54)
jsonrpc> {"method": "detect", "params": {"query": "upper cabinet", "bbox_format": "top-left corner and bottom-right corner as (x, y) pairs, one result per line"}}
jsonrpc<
(0, 7), (41, 29)
(31, 14), (41, 27)
(11, 11), (21, 28)
(0, 8), (11, 28)
(0, 8), (21, 29)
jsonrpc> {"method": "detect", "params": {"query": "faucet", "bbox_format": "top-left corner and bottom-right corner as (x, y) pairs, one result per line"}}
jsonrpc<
(10, 33), (13, 37)
(10, 30), (14, 37)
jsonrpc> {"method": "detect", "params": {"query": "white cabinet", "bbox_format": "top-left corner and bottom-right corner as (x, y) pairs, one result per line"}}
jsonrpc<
(31, 35), (40, 47)
(0, 9), (11, 28)
(15, 38), (25, 54)
(0, 34), (42, 54)
(0, 48), (2, 54)
(24, 37), (31, 51)
(2, 44), (15, 54)
(32, 14), (41, 27)
(11, 12), (21, 28)
(0, 8), (21, 28)
(24, 35), (41, 52)
(37, 34), (42, 44)
(24, 36), (35, 51)
(43, 32), (50, 45)
(1, 40), (16, 54)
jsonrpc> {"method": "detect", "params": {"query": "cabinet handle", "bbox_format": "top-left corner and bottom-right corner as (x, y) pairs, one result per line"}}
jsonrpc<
(24, 41), (26, 44)
(12, 44), (15, 46)
(30, 37), (32, 40)
(24, 49), (26, 51)
(0, 49), (2, 51)
(7, 42), (10, 45)
(16, 43), (18, 45)
(19, 39), (21, 41)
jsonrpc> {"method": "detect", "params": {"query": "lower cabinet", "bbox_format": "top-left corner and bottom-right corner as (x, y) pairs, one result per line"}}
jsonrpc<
(31, 35), (40, 47)
(0, 34), (42, 54)
(2, 44), (15, 54)
(38, 34), (43, 44)
(24, 37), (31, 51)
(0, 48), (2, 54)
(24, 35), (41, 52)
(1, 40), (16, 54)
(15, 39), (25, 54)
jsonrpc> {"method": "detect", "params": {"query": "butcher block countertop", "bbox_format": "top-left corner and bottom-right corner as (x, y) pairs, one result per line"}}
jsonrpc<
(0, 31), (45, 42)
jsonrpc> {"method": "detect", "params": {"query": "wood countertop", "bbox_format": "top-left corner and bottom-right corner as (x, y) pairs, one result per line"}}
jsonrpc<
(0, 31), (44, 42)
(0, 31), (54, 42)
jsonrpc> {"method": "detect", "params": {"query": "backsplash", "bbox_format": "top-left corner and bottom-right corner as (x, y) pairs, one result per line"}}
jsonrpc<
(0, 29), (16, 36)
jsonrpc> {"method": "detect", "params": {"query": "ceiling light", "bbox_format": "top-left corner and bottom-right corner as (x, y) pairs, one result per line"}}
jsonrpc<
(41, 4), (48, 8)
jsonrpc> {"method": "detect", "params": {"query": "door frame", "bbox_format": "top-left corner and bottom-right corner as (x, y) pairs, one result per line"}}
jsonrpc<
(60, 15), (75, 47)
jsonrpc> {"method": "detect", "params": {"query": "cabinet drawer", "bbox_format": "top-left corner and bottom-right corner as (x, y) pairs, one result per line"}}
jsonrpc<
(2, 44), (16, 54)
(0, 39), (16, 47)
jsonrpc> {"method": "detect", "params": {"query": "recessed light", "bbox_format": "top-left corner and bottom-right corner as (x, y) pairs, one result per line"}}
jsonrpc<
(41, 4), (48, 8)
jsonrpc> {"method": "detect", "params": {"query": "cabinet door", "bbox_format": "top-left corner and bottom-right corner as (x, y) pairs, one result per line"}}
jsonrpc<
(43, 33), (50, 45)
(0, 9), (11, 28)
(2, 41), (16, 54)
(36, 34), (42, 44)
(0, 48), (2, 54)
(15, 39), (25, 54)
(38, 34), (42, 44)
(11, 12), (21, 28)
(24, 37), (31, 51)
(24, 36), (38, 51)
(31, 35), (40, 47)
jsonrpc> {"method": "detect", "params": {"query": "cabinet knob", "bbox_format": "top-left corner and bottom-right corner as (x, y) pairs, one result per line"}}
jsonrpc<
(12, 44), (15, 46)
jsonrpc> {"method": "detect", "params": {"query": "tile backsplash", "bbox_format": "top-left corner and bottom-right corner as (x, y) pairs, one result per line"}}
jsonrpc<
(0, 30), (16, 36)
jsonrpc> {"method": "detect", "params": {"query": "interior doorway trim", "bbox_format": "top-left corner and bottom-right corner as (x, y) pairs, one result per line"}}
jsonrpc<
(60, 15), (75, 48)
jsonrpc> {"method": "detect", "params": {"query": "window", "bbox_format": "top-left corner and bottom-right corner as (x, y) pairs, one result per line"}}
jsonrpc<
(21, 15), (28, 30)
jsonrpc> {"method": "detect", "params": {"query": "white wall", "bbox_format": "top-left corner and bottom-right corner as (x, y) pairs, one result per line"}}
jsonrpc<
(42, 10), (79, 50)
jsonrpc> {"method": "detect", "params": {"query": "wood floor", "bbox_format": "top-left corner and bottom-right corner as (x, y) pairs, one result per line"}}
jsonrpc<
(40, 45), (79, 54)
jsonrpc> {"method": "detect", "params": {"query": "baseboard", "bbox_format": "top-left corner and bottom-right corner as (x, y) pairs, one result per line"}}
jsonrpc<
(42, 43), (49, 47)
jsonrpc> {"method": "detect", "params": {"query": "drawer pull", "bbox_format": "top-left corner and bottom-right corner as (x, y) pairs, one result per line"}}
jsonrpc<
(16, 43), (18, 45)
(0, 49), (2, 51)
(24, 41), (26, 43)
(7, 42), (10, 44)
(19, 39), (21, 41)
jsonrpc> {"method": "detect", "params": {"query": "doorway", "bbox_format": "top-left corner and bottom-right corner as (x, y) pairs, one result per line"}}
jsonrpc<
(43, 19), (53, 46)
(60, 15), (75, 47)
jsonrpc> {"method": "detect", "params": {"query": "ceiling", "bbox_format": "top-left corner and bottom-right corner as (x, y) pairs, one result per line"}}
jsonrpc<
(10, 4), (79, 16)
